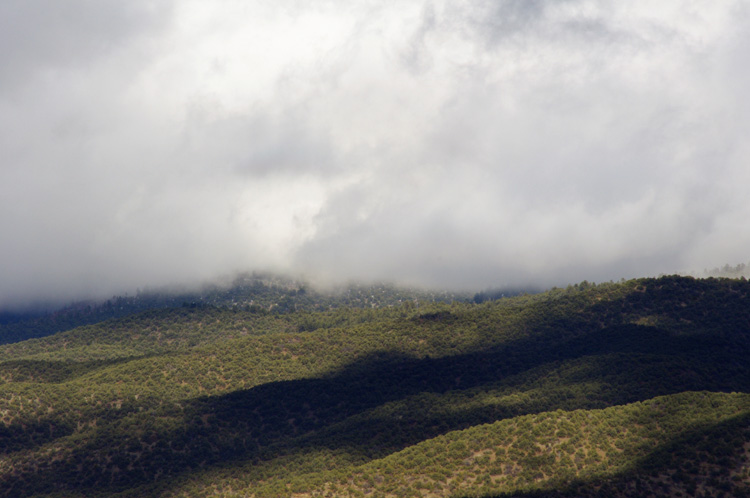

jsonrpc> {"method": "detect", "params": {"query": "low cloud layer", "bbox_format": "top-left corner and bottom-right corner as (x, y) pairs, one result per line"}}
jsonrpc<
(2, 0), (749, 307)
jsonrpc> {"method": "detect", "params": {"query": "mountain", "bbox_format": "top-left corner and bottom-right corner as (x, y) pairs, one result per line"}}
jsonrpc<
(0, 272), (470, 346)
(0, 275), (748, 497)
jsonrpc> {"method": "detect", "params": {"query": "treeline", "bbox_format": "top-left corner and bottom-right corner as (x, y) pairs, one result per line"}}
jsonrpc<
(0, 272), (471, 346)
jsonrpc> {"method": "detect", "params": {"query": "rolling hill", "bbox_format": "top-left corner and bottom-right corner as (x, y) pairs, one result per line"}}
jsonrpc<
(0, 275), (748, 497)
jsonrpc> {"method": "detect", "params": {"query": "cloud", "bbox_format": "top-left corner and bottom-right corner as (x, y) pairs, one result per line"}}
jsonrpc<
(1, 0), (749, 306)
(0, 0), (173, 94)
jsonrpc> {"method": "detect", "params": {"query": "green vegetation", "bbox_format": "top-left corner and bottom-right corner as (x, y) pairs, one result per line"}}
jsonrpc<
(0, 275), (749, 497)
(0, 273), (470, 346)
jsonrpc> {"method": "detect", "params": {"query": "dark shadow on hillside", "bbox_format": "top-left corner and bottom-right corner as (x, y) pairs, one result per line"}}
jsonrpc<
(473, 412), (750, 498)
(0, 356), (159, 456)
(4, 315), (749, 498)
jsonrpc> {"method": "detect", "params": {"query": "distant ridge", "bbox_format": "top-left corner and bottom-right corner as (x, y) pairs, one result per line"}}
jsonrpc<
(0, 272), (471, 345)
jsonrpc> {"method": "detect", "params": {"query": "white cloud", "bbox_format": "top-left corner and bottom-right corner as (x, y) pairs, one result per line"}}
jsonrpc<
(1, 0), (749, 306)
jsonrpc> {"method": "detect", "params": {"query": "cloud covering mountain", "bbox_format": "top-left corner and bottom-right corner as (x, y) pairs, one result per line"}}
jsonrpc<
(2, 0), (749, 306)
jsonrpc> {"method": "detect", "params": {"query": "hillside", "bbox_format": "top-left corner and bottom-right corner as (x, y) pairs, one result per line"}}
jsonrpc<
(0, 273), (470, 346)
(0, 276), (749, 497)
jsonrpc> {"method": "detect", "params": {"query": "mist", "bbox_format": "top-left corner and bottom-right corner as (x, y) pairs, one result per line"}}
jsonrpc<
(2, 0), (750, 308)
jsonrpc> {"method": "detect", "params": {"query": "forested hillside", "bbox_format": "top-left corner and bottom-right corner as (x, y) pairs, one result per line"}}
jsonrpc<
(1, 276), (749, 497)
(0, 273), (469, 346)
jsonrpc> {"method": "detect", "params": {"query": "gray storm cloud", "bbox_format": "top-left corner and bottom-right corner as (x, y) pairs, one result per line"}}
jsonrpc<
(1, 0), (749, 307)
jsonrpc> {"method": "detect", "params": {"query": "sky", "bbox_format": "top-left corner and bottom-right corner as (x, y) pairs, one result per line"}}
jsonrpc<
(1, 0), (750, 307)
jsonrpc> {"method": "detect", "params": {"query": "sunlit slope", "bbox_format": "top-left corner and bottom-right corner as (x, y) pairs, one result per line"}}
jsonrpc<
(0, 276), (749, 497)
(200, 391), (748, 498)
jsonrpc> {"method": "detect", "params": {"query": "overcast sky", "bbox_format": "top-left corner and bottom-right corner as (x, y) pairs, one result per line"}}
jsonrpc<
(1, 0), (749, 307)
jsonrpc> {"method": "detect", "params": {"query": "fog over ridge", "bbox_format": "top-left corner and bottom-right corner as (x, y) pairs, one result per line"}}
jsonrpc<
(1, 0), (749, 308)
